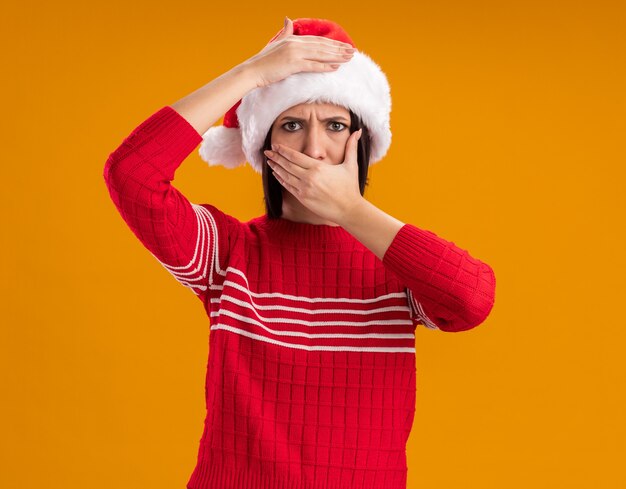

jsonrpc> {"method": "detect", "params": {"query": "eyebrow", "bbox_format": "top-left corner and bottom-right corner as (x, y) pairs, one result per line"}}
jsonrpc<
(279, 115), (350, 123)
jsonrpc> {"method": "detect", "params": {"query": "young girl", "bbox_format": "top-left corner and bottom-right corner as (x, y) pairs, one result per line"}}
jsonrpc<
(104, 17), (496, 489)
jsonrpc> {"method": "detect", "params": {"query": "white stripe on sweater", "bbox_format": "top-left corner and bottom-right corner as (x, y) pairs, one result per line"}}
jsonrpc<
(210, 324), (416, 353)
(220, 281), (412, 315)
(213, 305), (414, 329)
(150, 204), (225, 291)
(213, 309), (414, 339)
(214, 267), (409, 304)
(407, 288), (439, 330)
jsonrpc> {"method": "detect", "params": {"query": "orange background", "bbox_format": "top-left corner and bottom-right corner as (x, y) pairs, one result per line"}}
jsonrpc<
(2, 1), (624, 488)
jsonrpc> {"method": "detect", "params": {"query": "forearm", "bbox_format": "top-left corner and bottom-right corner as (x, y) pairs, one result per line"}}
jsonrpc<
(339, 198), (496, 331)
(338, 198), (405, 261)
(170, 62), (259, 135)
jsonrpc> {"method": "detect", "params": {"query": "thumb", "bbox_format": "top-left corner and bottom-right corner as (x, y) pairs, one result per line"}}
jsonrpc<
(345, 128), (363, 166)
(277, 16), (293, 39)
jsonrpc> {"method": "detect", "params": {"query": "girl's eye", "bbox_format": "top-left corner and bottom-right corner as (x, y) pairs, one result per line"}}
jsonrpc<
(281, 121), (347, 132)
(329, 122), (347, 131)
(283, 121), (300, 132)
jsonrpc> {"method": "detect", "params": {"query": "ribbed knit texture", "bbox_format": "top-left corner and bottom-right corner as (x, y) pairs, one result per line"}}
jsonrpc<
(103, 106), (496, 489)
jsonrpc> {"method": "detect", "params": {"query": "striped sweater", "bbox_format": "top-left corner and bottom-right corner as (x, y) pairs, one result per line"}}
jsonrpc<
(103, 105), (496, 489)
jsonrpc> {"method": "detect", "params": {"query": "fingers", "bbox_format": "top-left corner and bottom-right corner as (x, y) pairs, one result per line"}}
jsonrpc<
(300, 60), (342, 73)
(302, 49), (354, 64)
(289, 35), (354, 51)
(296, 41), (355, 65)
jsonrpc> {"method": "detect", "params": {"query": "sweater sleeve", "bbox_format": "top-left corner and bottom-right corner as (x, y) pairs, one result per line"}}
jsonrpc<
(382, 223), (496, 333)
(103, 105), (234, 302)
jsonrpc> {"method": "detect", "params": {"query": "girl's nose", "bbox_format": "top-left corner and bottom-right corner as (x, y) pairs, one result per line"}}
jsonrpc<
(302, 128), (325, 160)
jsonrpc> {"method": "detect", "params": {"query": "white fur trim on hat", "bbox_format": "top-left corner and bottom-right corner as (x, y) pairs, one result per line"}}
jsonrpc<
(199, 50), (391, 174)
(198, 125), (246, 169)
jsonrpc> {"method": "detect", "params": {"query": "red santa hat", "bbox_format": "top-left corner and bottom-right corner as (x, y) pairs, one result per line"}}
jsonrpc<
(198, 17), (392, 174)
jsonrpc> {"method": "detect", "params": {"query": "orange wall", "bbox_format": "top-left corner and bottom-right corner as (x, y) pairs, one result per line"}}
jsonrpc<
(1, 1), (624, 488)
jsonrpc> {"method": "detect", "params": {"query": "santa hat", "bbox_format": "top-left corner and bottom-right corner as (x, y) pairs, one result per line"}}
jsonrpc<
(198, 17), (392, 174)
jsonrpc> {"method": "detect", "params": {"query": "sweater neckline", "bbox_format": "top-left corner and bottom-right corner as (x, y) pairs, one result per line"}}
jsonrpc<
(255, 214), (353, 242)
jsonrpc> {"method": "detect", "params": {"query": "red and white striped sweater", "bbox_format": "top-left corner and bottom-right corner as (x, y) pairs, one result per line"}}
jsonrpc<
(103, 105), (496, 489)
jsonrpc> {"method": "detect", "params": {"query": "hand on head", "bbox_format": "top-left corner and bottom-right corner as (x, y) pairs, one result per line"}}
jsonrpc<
(242, 17), (356, 89)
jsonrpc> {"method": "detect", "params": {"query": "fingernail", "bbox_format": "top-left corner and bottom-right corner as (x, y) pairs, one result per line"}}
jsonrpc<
(271, 143), (278, 151)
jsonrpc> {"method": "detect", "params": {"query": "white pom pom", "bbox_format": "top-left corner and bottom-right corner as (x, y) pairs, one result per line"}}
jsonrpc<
(198, 126), (247, 169)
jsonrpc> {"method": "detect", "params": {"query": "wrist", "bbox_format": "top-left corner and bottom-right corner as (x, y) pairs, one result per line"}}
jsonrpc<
(339, 196), (369, 229)
(231, 60), (262, 91)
